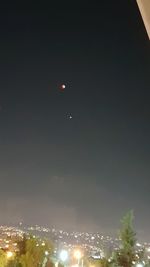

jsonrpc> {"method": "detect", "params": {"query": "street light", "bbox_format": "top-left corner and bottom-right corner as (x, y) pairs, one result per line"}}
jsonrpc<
(73, 250), (82, 267)
(42, 251), (49, 267)
(45, 251), (49, 256)
(59, 250), (69, 263)
(73, 250), (82, 260)
(136, 264), (144, 267)
(6, 251), (13, 258)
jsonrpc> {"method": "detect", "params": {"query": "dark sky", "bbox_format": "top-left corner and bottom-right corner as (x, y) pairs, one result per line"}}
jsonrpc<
(0, 2), (150, 240)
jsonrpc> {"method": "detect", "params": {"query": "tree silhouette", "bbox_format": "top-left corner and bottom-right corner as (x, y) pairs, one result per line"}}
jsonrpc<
(113, 211), (136, 267)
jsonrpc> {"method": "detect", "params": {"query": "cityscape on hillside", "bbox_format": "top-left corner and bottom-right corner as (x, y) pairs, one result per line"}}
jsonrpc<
(0, 224), (150, 260)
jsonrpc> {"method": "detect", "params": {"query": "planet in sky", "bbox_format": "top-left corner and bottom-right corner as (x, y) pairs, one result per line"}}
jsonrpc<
(68, 114), (72, 119)
(59, 84), (66, 92)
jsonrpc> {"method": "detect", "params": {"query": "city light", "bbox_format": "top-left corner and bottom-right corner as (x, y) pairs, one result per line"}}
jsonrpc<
(136, 263), (144, 267)
(73, 249), (82, 260)
(6, 251), (13, 258)
(0, 224), (150, 267)
(59, 250), (68, 262)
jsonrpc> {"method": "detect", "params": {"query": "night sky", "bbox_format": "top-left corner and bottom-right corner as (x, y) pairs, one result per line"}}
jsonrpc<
(0, 2), (150, 240)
